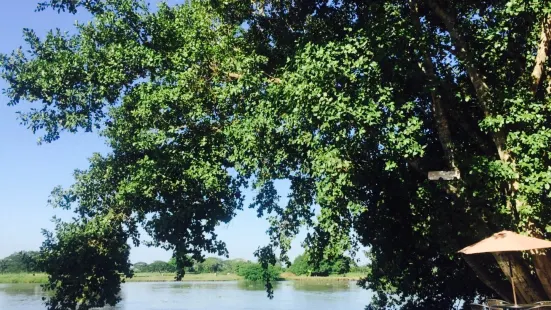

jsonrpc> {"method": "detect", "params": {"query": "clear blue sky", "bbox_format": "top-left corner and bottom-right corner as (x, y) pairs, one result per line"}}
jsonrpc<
(0, 0), (304, 263)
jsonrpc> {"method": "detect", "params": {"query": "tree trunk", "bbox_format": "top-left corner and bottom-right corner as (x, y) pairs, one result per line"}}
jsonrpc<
(428, 2), (551, 301)
(412, 3), (534, 302)
(531, 16), (551, 93)
(494, 252), (547, 303)
(533, 252), (551, 299)
(528, 15), (551, 298)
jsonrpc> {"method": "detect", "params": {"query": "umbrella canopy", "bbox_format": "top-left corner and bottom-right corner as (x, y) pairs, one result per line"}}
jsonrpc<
(459, 230), (551, 254)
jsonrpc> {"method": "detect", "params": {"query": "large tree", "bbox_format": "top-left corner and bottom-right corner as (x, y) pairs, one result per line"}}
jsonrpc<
(3, 0), (551, 309)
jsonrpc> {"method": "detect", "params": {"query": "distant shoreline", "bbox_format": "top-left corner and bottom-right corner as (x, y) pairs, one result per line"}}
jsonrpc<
(0, 272), (364, 284)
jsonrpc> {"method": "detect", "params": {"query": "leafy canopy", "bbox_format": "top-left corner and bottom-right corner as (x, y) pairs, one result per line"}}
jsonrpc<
(4, 0), (551, 309)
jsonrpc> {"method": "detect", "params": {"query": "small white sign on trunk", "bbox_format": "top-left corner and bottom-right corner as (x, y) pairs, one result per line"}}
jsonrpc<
(428, 170), (460, 181)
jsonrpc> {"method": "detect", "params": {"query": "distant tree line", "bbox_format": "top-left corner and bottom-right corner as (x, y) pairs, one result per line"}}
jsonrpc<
(0, 250), (369, 279)
(0, 251), (41, 273)
(132, 254), (369, 279)
(132, 257), (252, 274)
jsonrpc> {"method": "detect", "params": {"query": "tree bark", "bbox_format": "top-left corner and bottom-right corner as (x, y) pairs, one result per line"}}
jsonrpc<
(533, 251), (551, 299)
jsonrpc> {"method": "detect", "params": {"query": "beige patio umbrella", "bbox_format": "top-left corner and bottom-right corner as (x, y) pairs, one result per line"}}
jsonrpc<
(459, 230), (551, 305)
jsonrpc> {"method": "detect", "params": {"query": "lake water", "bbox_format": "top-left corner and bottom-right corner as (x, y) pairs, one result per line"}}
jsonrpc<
(0, 281), (372, 309)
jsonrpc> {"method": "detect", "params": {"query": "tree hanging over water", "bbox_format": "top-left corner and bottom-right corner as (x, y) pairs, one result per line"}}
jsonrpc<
(4, 0), (551, 308)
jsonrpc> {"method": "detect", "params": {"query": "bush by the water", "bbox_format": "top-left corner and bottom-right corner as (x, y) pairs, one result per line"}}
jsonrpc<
(236, 263), (281, 282)
(289, 254), (352, 276)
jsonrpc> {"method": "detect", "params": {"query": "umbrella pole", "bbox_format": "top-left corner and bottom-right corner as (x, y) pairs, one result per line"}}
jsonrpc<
(509, 256), (517, 305)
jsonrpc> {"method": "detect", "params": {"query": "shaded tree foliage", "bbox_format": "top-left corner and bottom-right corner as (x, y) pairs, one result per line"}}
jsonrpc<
(4, 0), (551, 309)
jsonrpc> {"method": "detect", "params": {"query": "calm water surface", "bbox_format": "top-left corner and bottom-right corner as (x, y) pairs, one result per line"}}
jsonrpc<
(0, 281), (372, 309)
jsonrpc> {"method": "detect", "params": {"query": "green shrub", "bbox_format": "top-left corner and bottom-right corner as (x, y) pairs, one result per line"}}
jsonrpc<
(289, 254), (351, 276)
(236, 262), (280, 282)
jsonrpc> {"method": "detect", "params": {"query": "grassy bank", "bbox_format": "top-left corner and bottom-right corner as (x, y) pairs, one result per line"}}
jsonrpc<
(0, 273), (49, 284)
(0, 272), (364, 284)
(0, 273), (242, 284)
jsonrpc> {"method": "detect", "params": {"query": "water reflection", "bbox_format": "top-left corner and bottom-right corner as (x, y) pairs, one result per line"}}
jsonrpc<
(236, 280), (273, 291)
(0, 281), (372, 310)
(291, 280), (354, 292)
(0, 284), (44, 297)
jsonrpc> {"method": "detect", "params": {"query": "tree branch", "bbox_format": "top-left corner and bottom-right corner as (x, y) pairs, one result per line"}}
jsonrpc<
(426, 0), (491, 113)
(409, 0), (456, 170)
(210, 64), (281, 84)
(427, 0), (509, 162)
(227, 72), (242, 79)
